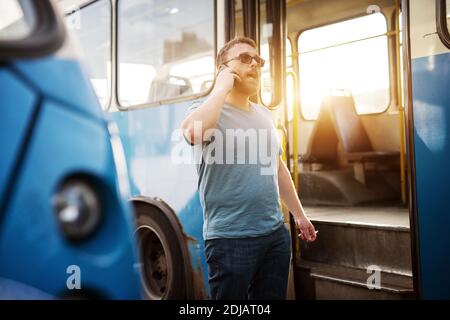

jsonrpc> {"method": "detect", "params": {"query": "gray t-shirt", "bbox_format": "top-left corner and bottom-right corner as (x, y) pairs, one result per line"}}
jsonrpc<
(186, 100), (284, 240)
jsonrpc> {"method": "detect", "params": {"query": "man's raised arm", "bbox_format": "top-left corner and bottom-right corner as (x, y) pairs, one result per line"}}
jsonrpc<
(180, 67), (240, 145)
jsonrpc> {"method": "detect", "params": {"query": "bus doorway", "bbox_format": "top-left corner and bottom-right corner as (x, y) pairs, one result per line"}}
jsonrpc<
(283, 0), (414, 299)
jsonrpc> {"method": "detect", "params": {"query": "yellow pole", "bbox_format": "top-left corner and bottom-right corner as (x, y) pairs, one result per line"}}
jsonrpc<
(289, 71), (300, 191)
(287, 70), (301, 264)
(395, 0), (407, 205)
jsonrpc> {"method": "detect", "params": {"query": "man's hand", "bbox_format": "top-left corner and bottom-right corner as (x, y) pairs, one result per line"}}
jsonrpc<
(294, 214), (317, 242)
(181, 66), (241, 145)
(214, 66), (242, 94)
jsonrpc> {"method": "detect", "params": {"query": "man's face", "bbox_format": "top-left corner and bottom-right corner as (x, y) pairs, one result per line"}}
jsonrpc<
(224, 43), (261, 95)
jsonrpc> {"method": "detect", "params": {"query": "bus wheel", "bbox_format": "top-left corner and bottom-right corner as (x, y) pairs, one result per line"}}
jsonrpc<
(134, 204), (187, 300)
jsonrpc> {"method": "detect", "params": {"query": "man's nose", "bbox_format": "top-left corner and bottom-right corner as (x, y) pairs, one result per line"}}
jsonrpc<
(249, 58), (259, 68)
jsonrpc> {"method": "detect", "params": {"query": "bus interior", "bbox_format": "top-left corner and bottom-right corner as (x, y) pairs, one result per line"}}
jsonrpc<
(279, 0), (412, 299)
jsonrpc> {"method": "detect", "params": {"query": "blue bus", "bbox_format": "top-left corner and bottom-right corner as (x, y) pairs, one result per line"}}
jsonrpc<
(0, 0), (141, 299)
(67, 0), (450, 299)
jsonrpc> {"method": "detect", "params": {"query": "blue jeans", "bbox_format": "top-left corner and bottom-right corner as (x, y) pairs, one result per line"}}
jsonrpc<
(204, 224), (291, 300)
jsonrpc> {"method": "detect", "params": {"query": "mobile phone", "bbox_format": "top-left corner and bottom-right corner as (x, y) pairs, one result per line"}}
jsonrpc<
(218, 65), (241, 84)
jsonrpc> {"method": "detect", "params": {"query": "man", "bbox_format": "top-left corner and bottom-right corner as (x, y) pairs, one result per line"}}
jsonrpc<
(180, 37), (317, 300)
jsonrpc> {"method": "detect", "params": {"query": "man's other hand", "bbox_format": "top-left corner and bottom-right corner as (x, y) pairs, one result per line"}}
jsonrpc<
(295, 215), (317, 242)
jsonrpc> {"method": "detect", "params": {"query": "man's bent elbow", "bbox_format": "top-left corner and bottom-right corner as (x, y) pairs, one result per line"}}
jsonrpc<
(181, 120), (203, 145)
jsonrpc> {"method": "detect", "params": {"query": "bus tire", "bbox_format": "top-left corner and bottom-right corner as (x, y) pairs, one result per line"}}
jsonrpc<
(134, 203), (187, 300)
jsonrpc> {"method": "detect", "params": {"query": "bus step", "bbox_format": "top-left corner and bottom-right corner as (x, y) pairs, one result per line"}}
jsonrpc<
(299, 208), (412, 275)
(295, 260), (414, 300)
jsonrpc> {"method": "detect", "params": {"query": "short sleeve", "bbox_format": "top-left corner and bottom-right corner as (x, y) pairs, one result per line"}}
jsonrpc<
(268, 110), (283, 157)
(256, 103), (283, 157)
(185, 99), (203, 116)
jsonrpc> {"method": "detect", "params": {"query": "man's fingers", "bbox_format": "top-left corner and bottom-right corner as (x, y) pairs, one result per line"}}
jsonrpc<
(301, 226), (317, 242)
(308, 227), (318, 241)
(232, 73), (242, 82)
(297, 219), (318, 242)
(297, 228), (306, 240)
(311, 225), (319, 241)
(298, 228), (310, 241)
(218, 66), (241, 82)
(217, 65), (227, 75)
(305, 228), (313, 241)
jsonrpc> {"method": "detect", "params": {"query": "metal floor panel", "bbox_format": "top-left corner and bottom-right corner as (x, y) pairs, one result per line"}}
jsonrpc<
(305, 205), (409, 229)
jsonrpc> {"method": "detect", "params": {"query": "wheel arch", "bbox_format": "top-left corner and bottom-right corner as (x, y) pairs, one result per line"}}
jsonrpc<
(130, 196), (196, 299)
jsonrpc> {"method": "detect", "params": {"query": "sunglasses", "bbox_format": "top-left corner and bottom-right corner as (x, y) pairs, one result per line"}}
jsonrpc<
(224, 53), (265, 67)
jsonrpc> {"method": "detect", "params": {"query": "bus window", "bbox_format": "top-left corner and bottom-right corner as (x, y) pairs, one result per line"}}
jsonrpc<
(286, 73), (295, 122)
(259, 0), (273, 106)
(117, 0), (215, 107)
(399, 11), (404, 108)
(447, 0), (450, 33)
(67, 0), (111, 109)
(286, 37), (292, 69)
(260, 42), (272, 105)
(235, 0), (244, 37)
(0, 0), (35, 40)
(298, 13), (390, 120)
(286, 38), (294, 122)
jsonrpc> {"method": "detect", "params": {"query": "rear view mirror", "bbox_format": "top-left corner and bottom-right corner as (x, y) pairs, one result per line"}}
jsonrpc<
(0, 0), (65, 61)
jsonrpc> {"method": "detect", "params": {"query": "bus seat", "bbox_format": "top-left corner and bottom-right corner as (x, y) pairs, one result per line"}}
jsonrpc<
(299, 95), (339, 169)
(328, 95), (399, 184)
(147, 77), (192, 102)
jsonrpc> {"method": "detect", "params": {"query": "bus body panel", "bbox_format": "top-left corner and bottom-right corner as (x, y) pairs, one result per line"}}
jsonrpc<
(409, 0), (450, 299)
(12, 58), (103, 121)
(0, 69), (37, 205)
(111, 101), (211, 297)
(0, 57), (141, 299)
(0, 277), (55, 299)
(411, 51), (450, 299)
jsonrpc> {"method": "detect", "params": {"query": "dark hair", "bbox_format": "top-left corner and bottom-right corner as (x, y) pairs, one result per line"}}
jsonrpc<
(216, 37), (257, 69)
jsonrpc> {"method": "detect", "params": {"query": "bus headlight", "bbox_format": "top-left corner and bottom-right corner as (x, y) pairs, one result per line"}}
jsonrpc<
(53, 179), (101, 241)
